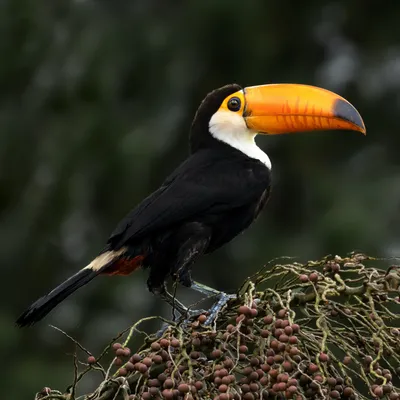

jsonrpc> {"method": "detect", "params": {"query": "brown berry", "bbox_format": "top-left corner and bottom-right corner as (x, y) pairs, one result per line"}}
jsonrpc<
(40, 388), (51, 395)
(264, 315), (273, 324)
(239, 305), (252, 317)
(112, 343), (122, 351)
(142, 357), (152, 367)
(260, 329), (269, 338)
(291, 324), (300, 333)
(151, 342), (161, 351)
(115, 348), (126, 357)
(299, 274), (309, 282)
(284, 326), (293, 335)
(364, 355), (373, 364)
(153, 354), (163, 364)
(250, 382), (259, 392)
(211, 349), (222, 359)
(171, 338), (181, 348)
(276, 382), (287, 392)
(164, 379), (174, 389)
(308, 363), (318, 373)
(160, 338), (170, 348)
(309, 272), (318, 282)
(114, 357), (123, 366)
(131, 354), (141, 363)
(327, 377), (337, 386)
(282, 361), (293, 372)
(319, 352), (329, 362)
(239, 345), (248, 353)
(343, 356), (351, 365)
(162, 389), (174, 400)
(277, 309), (287, 318)
(343, 387), (354, 397)
(140, 363), (149, 373)
(87, 356), (96, 364)
(289, 336), (298, 345)
(219, 384), (228, 393)
(279, 334), (289, 343)
(374, 386), (384, 398)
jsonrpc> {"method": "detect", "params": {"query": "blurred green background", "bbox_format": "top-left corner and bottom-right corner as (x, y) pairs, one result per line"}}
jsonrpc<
(2, 0), (400, 397)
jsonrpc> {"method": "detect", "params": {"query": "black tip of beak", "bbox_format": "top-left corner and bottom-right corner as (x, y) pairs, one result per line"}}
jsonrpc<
(333, 99), (365, 132)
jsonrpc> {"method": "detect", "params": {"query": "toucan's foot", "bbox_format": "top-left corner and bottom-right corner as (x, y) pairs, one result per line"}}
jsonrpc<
(189, 281), (236, 325)
(205, 292), (237, 325)
(155, 307), (206, 338)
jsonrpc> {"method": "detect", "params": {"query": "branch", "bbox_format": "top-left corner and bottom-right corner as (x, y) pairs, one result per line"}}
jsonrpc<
(33, 253), (400, 400)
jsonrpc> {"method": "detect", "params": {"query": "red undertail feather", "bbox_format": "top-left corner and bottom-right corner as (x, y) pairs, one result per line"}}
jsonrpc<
(102, 255), (145, 276)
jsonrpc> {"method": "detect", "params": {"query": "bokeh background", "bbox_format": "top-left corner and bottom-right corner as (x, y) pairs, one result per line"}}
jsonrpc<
(2, 0), (400, 397)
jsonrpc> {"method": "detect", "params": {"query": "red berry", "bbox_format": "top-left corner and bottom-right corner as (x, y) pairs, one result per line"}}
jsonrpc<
(112, 343), (122, 351)
(164, 379), (174, 389)
(160, 338), (170, 348)
(374, 386), (384, 398)
(219, 384), (228, 393)
(114, 357), (123, 366)
(299, 274), (309, 282)
(198, 314), (207, 323)
(142, 357), (152, 367)
(178, 383), (190, 393)
(291, 324), (300, 333)
(289, 336), (298, 344)
(170, 338), (180, 347)
(115, 348), (126, 357)
(330, 390), (340, 398)
(239, 345), (248, 353)
(151, 342), (161, 351)
(277, 309), (287, 318)
(308, 363), (319, 373)
(239, 305), (252, 317)
(264, 315), (273, 324)
(309, 272), (319, 282)
(284, 326), (293, 335)
(319, 352), (329, 362)
(343, 356), (351, 365)
(87, 356), (96, 364)
(279, 334), (289, 343)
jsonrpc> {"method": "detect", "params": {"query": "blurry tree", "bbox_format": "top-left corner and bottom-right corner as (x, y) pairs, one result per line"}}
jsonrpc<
(2, 0), (400, 398)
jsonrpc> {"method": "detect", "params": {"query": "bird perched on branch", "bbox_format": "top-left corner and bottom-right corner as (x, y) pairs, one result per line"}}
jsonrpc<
(16, 83), (365, 327)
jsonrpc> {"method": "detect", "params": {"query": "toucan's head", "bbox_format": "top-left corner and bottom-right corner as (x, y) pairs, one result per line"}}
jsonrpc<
(190, 83), (365, 164)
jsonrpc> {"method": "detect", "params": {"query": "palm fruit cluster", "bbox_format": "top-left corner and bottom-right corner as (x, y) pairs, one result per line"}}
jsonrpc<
(35, 254), (400, 400)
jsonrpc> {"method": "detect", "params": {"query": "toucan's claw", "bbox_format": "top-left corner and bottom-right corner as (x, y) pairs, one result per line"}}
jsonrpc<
(155, 307), (206, 338)
(204, 292), (237, 325)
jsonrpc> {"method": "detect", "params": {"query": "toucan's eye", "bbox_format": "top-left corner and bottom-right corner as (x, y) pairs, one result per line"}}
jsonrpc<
(227, 97), (241, 112)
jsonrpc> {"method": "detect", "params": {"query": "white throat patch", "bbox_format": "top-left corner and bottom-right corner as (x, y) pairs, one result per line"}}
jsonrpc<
(209, 110), (272, 169)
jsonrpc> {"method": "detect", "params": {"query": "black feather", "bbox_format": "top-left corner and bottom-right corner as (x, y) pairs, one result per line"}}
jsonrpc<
(16, 268), (99, 327)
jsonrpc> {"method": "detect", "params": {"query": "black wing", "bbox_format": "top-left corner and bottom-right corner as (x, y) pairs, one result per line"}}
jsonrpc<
(108, 149), (269, 249)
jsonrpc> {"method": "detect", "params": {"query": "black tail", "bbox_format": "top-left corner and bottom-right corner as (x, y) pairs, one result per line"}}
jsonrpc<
(16, 268), (99, 327)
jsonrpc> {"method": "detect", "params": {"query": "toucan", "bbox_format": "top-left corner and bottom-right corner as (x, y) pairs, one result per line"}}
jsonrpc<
(16, 83), (365, 327)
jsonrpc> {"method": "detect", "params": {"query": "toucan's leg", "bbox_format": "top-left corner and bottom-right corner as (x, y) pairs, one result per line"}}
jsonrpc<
(205, 292), (237, 325)
(158, 289), (188, 316)
(190, 281), (224, 297)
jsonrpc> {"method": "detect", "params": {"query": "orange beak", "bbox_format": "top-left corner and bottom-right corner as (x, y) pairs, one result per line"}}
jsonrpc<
(243, 84), (366, 135)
